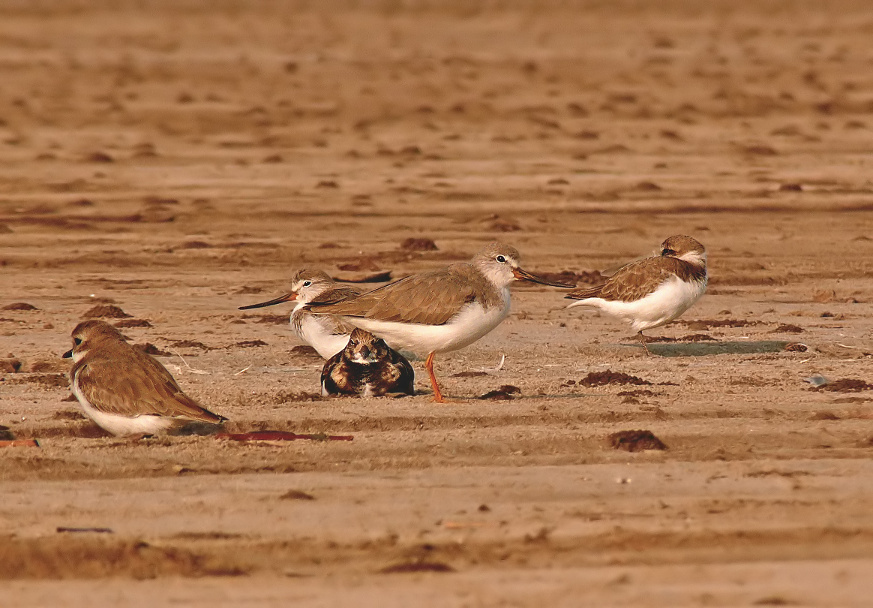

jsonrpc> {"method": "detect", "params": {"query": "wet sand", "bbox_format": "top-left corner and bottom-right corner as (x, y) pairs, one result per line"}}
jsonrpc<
(1, 1), (872, 605)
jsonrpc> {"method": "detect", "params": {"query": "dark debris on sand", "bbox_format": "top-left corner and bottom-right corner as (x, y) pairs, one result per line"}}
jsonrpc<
(479, 385), (521, 400)
(608, 429), (668, 452)
(580, 370), (651, 387)
(810, 378), (872, 392)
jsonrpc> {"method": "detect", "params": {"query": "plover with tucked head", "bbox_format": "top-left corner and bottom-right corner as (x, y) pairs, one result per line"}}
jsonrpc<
(239, 269), (362, 359)
(63, 320), (226, 436)
(565, 235), (708, 351)
(321, 328), (415, 397)
(305, 241), (573, 402)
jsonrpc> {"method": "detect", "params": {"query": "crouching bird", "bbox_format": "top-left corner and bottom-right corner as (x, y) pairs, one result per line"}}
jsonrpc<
(63, 320), (226, 436)
(321, 328), (415, 397)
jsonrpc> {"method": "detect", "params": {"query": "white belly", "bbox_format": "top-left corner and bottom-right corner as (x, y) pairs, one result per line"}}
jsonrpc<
(298, 314), (350, 359)
(72, 380), (175, 436)
(572, 276), (706, 332)
(344, 297), (511, 357)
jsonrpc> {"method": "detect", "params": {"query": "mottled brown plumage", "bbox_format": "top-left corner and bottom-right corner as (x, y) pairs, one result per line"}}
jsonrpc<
(321, 329), (414, 397)
(567, 256), (706, 303)
(566, 235), (707, 304)
(565, 235), (708, 352)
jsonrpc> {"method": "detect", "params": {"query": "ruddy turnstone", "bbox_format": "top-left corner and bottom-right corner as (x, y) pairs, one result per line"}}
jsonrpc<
(306, 241), (572, 402)
(63, 320), (226, 436)
(239, 269), (362, 359)
(321, 328), (415, 397)
(565, 235), (707, 351)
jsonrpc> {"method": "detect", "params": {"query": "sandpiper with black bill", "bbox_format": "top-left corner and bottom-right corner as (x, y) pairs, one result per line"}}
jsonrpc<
(239, 269), (362, 359)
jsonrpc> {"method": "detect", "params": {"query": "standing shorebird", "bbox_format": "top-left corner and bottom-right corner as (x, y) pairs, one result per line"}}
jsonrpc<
(321, 328), (415, 397)
(63, 320), (226, 436)
(565, 235), (708, 351)
(239, 269), (362, 359)
(305, 241), (572, 402)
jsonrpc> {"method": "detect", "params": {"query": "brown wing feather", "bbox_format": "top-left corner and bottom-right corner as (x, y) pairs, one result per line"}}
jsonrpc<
(74, 347), (224, 423)
(309, 265), (478, 326)
(602, 257), (693, 302)
(565, 284), (605, 300)
(309, 285), (362, 306)
(567, 257), (699, 303)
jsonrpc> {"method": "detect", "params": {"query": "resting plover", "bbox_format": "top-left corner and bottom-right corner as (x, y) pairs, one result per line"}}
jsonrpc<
(321, 328), (415, 397)
(63, 320), (226, 436)
(565, 235), (707, 351)
(306, 241), (572, 402)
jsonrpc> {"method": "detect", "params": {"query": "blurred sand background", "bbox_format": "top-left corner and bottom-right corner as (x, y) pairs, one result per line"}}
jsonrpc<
(1, 1), (872, 605)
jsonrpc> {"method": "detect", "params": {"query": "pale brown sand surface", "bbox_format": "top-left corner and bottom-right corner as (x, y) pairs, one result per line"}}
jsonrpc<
(1, 1), (872, 605)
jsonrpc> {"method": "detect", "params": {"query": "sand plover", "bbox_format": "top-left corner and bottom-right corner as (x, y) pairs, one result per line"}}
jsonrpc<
(321, 328), (415, 397)
(565, 235), (707, 351)
(239, 269), (362, 359)
(306, 241), (572, 402)
(63, 320), (226, 436)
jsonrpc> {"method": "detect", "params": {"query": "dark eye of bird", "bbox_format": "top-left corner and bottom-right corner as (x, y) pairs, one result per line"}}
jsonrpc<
(303, 281), (311, 287)
(496, 255), (506, 263)
(74, 337), (82, 346)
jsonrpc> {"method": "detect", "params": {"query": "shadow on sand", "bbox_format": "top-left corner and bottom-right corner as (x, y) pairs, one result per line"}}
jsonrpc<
(622, 340), (791, 357)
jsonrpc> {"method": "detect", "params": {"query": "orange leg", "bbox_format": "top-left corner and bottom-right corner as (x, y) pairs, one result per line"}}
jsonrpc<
(425, 351), (444, 403)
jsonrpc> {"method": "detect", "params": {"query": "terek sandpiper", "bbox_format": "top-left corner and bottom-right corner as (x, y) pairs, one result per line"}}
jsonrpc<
(239, 269), (361, 359)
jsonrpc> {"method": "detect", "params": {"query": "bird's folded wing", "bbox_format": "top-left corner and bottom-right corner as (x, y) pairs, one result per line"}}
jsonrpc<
(309, 270), (475, 326)
(306, 286), (364, 335)
(567, 257), (683, 303)
(75, 355), (223, 422)
(565, 284), (605, 300)
(309, 285), (362, 306)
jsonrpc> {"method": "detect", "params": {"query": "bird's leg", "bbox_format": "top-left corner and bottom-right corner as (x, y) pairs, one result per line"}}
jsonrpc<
(638, 332), (651, 355)
(425, 351), (445, 403)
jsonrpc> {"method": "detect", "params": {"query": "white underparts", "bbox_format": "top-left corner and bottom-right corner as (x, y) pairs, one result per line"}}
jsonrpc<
(72, 379), (176, 436)
(342, 293), (511, 357)
(568, 276), (706, 332)
(297, 313), (350, 359)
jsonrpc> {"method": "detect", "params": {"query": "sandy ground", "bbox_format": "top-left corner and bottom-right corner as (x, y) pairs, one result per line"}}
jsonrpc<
(2, 1), (873, 605)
